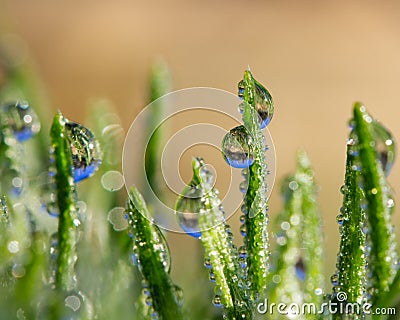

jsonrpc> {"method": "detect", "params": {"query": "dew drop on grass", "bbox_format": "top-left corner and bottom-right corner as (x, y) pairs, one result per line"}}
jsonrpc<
(253, 78), (274, 128)
(371, 121), (396, 176)
(237, 77), (274, 128)
(204, 258), (212, 269)
(145, 296), (153, 307)
(222, 125), (254, 169)
(173, 285), (184, 306)
(238, 246), (248, 259)
(331, 273), (339, 286)
(240, 224), (247, 237)
(175, 186), (202, 238)
(295, 258), (305, 281)
(209, 271), (216, 283)
(64, 119), (102, 183)
(1, 101), (40, 142)
(336, 214), (344, 226)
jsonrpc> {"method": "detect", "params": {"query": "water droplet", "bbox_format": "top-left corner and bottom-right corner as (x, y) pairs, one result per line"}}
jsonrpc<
(238, 80), (245, 100)
(1, 101), (40, 141)
(340, 185), (348, 195)
(204, 258), (212, 269)
(213, 295), (223, 308)
(238, 246), (248, 258)
(295, 258), (305, 281)
(101, 170), (124, 192)
(142, 287), (151, 297)
(176, 186), (202, 238)
(64, 119), (102, 183)
(239, 180), (248, 193)
(336, 214), (344, 226)
(237, 257), (246, 269)
(222, 125), (254, 169)
(150, 309), (159, 320)
(240, 224), (247, 237)
(239, 215), (246, 224)
(145, 296), (153, 307)
(209, 271), (216, 283)
(371, 121), (396, 176)
(238, 75), (274, 128)
(108, 207), (129, 231)
(173, 285), (184, 306)
(331, 273), (339, 286)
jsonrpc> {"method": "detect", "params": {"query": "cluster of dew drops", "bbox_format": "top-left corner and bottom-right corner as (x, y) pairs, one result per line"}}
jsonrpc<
(332, 109), (397, 299)
(174, 75), (274, 311)
(0, 101), (119, 315)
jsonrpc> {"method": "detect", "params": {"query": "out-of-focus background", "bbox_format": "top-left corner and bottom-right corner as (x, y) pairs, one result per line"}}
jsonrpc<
(2, 0), (400, 289)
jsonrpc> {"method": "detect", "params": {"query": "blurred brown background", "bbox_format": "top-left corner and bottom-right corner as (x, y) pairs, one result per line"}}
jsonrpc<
(2, 0), (400, 289)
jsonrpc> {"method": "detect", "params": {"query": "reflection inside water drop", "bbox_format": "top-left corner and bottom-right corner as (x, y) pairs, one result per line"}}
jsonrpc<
(1, 101), (40, 142)
(64, 120), (102, 183)
(222, 125), (254, 169)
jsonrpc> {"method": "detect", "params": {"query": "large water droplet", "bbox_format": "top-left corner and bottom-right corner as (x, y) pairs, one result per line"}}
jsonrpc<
(253, 79), (274, 128)
(64, 120), (102, 183)
(175, 186), (202, 238)
(1, 101), (40, 141)
(237, 75), (274, 128)
(222, 125), (254, 168)
(371, 121), (396, 176)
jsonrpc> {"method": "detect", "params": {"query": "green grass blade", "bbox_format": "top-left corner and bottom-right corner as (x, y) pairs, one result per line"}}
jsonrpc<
(268, 152), (324, 318)
(50, 112), (80, 292)
(241, 70), (270, 299)
(126, 186), (183, 320)
(332, 130), (367, 319)
(352, 103), (397, 303)
(145, 60), (170, 199)
(179, 157), (252, 319)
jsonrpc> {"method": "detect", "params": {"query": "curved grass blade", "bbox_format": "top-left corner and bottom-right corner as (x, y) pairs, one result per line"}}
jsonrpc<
(126, 186), (183, 320)
(178, 157), (252, 319)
